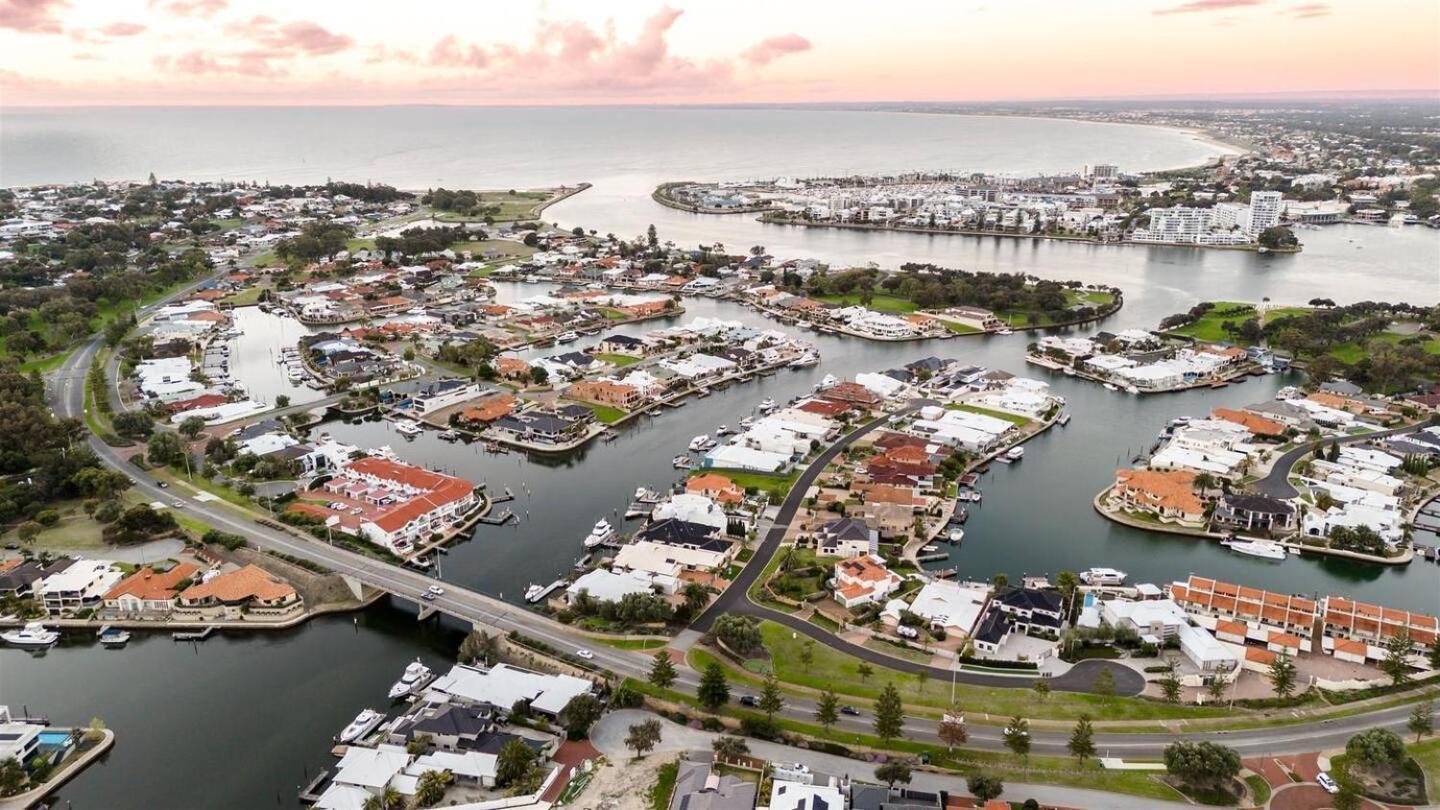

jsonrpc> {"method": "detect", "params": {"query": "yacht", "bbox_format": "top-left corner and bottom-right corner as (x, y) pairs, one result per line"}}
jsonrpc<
(814, 374), (839, 391)
(395, 420), (423, 436)
(1124, 385), (1140, 395)
(387, 659), (433, 700)
(337, 709), (385, 743)
(287, 367), (304, 382)
(2, 622), (59, 649)
(1078, 567), (1128, 586)
(1102, 383), (1119, 392)
(556, 331), (580, 344)
(789, 351), (819, 368)
(758, 398), (777, 413)
(1005, 446), (1025, 461)
(716, 425), (735, 436)
(672, 455), (694, 469)
(633, 487), (662, 503)
(995, 328), (1014, 336)
(1223, 539), (1288, 561)
(97, 626), (131, 647)
(738, 417), (755, 430)
(437, 429), (460, 442)
(948, 527), (965, 544)
(688, 434), (713, 452)
(1057, 411), (1072, 426)
(585, 519), (617, 548)
(525, 580), (567, 603)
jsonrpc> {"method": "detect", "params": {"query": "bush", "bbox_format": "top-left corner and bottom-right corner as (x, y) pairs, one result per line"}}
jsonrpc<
(201, 529), (247, 551)
(34, 510), (59, 527)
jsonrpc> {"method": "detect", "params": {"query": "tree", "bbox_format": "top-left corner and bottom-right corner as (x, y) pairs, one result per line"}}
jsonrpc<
(275, 394), (290, 408)
(0, 757), (23, 796)
(1380, 632), (1416, 686)
(758, 672), (784, 721)
(1428, 638), (1440, 670)
(1345, 728), (1406, 767)
(857, 662), (874, 683)
(799, 640), (815, 672)
(874, 761), (912, 788)
(1159, 660), (1183, 704)
(711, 613), (763, 655)
(558, 694), (603, 740)
(648, 649), (677, 688)
(1206, 677), (1228, 704)
(1092, 667), (1116, 697)
(646, 224), (658, 248)
(1055, 570), (1080, 608)
(1268, 651), (1297, 699)
(16, 521), (41, 544)
(1408, 700), (1434, 743)
(697, 662), (730, 712)
(1068, 715), (1096, 762)
(497, 739), (538, 787)
(1163, 741), (1241, 791)
(966, 774), (1004, 802)
(625, 718), (662, 759)
(459, 630), (499, 665)
(712, 735), (749, 760)
(1033, 680), (1051, 701)
(815, 689), (839, 732)
(413, 769), (452, 807)
(361, 787), (403, 810)
(112, 410), (155, 438)
(873, 683), (905, 744)
(938, 714), (968, 749)
(178, 415), (206, 439)
(146, 430), (184, 466)
(1003, 716), (1031, 759)
(85, 717), (106, 743)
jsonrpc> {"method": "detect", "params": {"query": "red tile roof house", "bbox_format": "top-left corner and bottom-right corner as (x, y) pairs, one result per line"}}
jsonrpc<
(102, 563), (200, 615)
(174, 564), (303, 621)
(319, 457), (479, 556)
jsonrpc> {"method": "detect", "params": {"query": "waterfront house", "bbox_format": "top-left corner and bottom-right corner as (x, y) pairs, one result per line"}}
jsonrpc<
(38, 560), (122, 616)
(1169, 575), (1318, 643)
(175, 564), (302, 621)
(685, 473), (745, 506)
(1211, 408), (1288, 439)
(596, 333), (648, 357)
(1212, 493), (1297, 535)
(494, 356), (532, 381)
(1321, 597), (1437, 664)
(669, 760), (758, 810)
(813, 517), (879, 558)
(832, 553), (902, 609)
(101, 563), (200, 616)
(992, 585), (1064, 634)
(1109, 469), (1206, 527)
(0, 557), (74, 599)
(612, 538), (733, 581)
(459, 394), (519, 425)
(427, 662), (594, 720)
(818, 381), (884, 409)
(318, 456), (478, 554)
(891, 579), (989, 635)
(492, 410), (588, 447)
(566, 379), (644, 411)
(940, 305), (1003, 331)
(405, 378), (482, 417)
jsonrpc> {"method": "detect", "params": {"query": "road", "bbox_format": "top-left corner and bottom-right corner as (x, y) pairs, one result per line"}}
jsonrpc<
(1253, 419), (1433, 498)
(38, 270), (1432, 765)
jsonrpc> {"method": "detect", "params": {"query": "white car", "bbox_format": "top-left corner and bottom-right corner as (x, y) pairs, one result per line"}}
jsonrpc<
(172, 501), (185, 509)
(1316, 773), (1338, 794)
(575, 649), (594, 660)
(426, 585), (445, 596)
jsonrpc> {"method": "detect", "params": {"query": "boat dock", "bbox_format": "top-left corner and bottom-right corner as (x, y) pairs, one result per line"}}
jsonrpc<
(298, 769), (332, 803)
(916, 552), (950, 562)
(172, 625), (219, 642)
(479, 509), (518, 526)
(489, 486), (516, 504)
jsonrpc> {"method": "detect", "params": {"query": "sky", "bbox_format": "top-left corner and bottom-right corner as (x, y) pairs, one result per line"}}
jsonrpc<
(1, 0), (1437, 106)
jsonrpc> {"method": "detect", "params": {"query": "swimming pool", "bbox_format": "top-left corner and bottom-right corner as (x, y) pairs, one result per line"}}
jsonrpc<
(37, 730), (72, 748)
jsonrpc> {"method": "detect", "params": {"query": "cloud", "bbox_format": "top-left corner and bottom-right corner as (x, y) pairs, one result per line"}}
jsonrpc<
(98, 22), (146, 37)
(1154, 0), (1264, 15)
(429, 35), (489, 69)
(742, 34), (812, 66)
(0, 0), (69, 34)
(1285, 2), (1330, 18)
(156, 49), (286, 78)
(225, 15), (353, 55)
(151, 0), (226, 16)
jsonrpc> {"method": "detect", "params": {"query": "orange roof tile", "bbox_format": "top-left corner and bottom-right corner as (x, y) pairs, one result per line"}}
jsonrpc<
(180, 565), (296, 603)
(104, 563), (200, 601)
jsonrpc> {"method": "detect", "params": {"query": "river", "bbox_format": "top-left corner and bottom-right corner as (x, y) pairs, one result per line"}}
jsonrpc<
(2, 106), (1437, 809)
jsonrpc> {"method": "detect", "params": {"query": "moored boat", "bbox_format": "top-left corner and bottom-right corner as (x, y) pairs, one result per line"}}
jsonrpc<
(525, 579), (567, 603)
(584, 519), (617, 548)
(337, 708), (385, 743)
(97, 626), (131, 647)
(672, 454), (694, 469)
(387, 659), (433, 700)
(395, 419), (423, 436)
(1005, 446), (1025, 461)
(1223, 539), (1288, 561)
(556, 331), (580, 343)
(1078, 567), (1127, 586)
(2, 622), (59, 649)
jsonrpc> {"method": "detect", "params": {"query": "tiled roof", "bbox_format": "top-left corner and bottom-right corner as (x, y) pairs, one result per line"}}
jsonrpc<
(1113, 468), (1202, 515)
(103, 563), (200, 601)
(180, 564), (296, 603)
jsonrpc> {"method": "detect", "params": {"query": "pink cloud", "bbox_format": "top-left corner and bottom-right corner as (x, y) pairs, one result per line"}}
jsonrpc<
(743, 34), (812, 66)
(429, 35), (489, 69)
(99, 22), (146, 37)
(152, 0), (227, 16)
(1154, 0), (1264, 15)
(0, 0), (68, 34)
(157, 49), (286, 78)
(225, 15), (352, 55)
(1286, 2), (1330, 18)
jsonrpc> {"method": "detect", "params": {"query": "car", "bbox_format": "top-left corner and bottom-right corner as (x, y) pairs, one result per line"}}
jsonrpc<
(896, 625), (920, 639)
(173, 501), (185, 509)
(1316, 773), (1338, 794)
(420, 591), (437, 601)
(1003, 726), (1029, 738)
(157, 481), (169, 489)
(575, 649), (594, 660)
(840, 706), (861, 716)
(426, 585), (445, 596)
(738, 695), (758, 707)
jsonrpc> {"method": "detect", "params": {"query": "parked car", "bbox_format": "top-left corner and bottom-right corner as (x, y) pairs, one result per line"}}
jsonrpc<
(1316, 773), (1338, 794)
(896, 625), (920, 639)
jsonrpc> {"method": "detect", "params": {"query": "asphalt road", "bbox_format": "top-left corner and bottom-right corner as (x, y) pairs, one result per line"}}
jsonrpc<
(39, 266), (1431, 762)
(1252, 419), (1433, 498)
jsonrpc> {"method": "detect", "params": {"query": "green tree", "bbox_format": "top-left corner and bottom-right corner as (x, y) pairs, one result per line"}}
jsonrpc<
(0, 757), (23, 796)
(361, 787), (403, 810)
(16, 521), (41, 544)
(558, 694), (603, 740)
(815, 689), (839, 732)
(1380, 632), (1416, 686)
(496, 739), (538, 787)
(966, 774), (1004, 802)
(799, 640), (815, 672)
(1068, 715), (1096, 762)
(1345, 728), (1406, 767)
(874, 761), (912, 788)
(712, 735), (749, 760)
(1159, 661), (1183, 704)
(178, 415), (206, 439)
(1003, 716), (1031, 759)
(1206, 676), (1229, 704)
(697, 662), (730, 712)
(873, 683), (904, 744)
(146, 430), (184, 466)
(1033, 679), (1051, 701)
(1268, 651), (1298, 699)
(625, 718), (662, 759)
(857, 662), (874, 683)
(938, 714), (968, 749)
(84, 717), (106, 743)
(1163, 741), (1241, 792)
(413, 769), (452, 807)
(711, 613), (763, 655)
(1408, 700), (1434, 743)
(758, 672), (784, 721)
(458, 630), (499, 665)
(648, 649), (677, 689)
(275, 394), (290, 408)
(1427, 638), (1440, 670)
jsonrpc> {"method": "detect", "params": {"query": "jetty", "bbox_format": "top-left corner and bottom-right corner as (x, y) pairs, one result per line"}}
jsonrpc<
(172, 625), (219, 642)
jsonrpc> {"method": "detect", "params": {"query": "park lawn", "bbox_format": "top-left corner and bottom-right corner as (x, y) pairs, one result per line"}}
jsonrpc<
(1261, 305), (1312, 325)
(749, 620), (1232, 721)
(345, 238), (377, 253)
(222, 285), (265, 306)
(587, 636), (672, 651)
(1, 502), (108, 552)
(1165, 301), (1256, 342)
(996, 309), (1051, 328)
(578, 403), (627, 424)
(1065, 289), (1116, 307)
(1328, 331), (1440, 364)
(696, 469), (800, 500)
(815, 294), (919, 314)
(1413, 739), (1440, 796)
(601, 308), (631, 320)
(595, 353), (642, 367)
(433, 190), (554, 222)
(150, 467), (255, 511)
(454, 238), (538, 258)
(863, 637), (935, 664)
(945, 403), (1032, 426)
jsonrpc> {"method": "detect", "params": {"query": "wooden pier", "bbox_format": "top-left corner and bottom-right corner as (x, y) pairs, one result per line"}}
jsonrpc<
(172, 625), (219, 642)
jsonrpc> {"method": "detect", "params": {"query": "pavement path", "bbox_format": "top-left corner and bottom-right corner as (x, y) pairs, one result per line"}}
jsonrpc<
(591, 710), (1192, 810)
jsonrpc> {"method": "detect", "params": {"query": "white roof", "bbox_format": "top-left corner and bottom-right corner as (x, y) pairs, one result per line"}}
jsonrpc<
(905, 580), (990, 632)
(769, 780), (845, 810)
(566, 568), (658, 603)
(39, 560), (122, 597)
(652, 493), (727, 531)
(312, 784), (373, 810)
(409, 750), (497, 781)
(333, 743), (410, 790)
(612, 540), (728, 576)
(703, 444), (790, 473)
(428, 663), (592, 716)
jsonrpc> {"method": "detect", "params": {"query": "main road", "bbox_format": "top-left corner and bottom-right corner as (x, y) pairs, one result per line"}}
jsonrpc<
(39, 266), (1431, 762)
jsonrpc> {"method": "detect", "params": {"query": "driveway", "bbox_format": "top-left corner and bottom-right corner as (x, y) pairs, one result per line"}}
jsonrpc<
(591, 710), (1192, 810)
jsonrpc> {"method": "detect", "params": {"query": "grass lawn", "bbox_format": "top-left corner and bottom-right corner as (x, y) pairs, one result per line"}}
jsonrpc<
(454, 238), (538, 258)
(741, 621), (1232, 721)
(577, 402), (627, 424)
(696, 469), (800, 500)
(432, 190), (554, 222)
(1244, 774), (1272, 806)
(587, 636), (671, 651)
(1261, 305), (1312, 324)
(1, 502), (109, 552)
(601, 308), (631, 320)
(945, 403), (1032, 426)
(595, 353), (642, 367)
(345, 238), (377, 253)
(1066, 289), (1116, 307)
(815, 294), (919, 314)
(1328, 330), (1440, 364)
(863, 637), (935, 664)
(938, 320), (981, 334)
(222, 285), (265, 306)
(647, 759), (679, 810)
(1165, 301), (1256, 342)
(151, 467), (255, 511)
(1412, 739), (1440, 797)
(997, 309), (1051, 328)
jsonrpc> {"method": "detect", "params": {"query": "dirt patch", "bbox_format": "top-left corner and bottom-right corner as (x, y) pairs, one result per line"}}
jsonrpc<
(571, 755), (671, 810)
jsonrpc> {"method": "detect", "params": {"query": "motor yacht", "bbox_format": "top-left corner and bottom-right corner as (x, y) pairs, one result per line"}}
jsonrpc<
(672, 455), (694, 469)
(556, 331), (580, 343)
(584, 519), (617, 548)
(1223, 539), (1288, 561)
(2, 622), (59, 649)
(97, 626), (131, 647)
(1005, 447), (1025, 461)
(688, 434), (713, 452)
(387, 659), (433, 700)
(395, 420), (423, 436)
(758, 398), (777, 413)
(1078, 567), (1128, 586)
(526, 580), (567, 603)
(337, 709), (385, 743)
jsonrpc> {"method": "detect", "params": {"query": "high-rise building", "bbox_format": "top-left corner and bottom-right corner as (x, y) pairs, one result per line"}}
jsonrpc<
(1247, 191), (1282, 234)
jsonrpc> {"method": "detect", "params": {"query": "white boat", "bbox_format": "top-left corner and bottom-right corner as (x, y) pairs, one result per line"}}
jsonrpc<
(738, 417), (755, 429)
(672, 455), (694, 469)
(789, 351), (819, 368)
(758, 398), (777, 413)
(1005, 446), (1025, 461)
(387, 659), (433, 700)
(1078, 567), (1127, 586)
(1224, 539), (1288, 561)
(1102, 383), (1119, 392)
(2, 622), (59, 649)
(1124, 385), (1140, 395)
(634, 487), (662, 503)
(337, 708), (385, 743)
(287, 368), (304, 382)
(97, 626), (131, 647)
(996, 328), (1014, 336)
(688, 434), (712, 452)
(956, 490), (982, 502)
(815, 374), (838, 391)
(1057, 411), (1072, 426)
(716, 425), (734, 436)
(948, 527), (965, 543)
(556, 331), (580, 344)
(395, 420), (423, 436)
(584, 519), (616, 548)
(525, 580), (567, 604)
